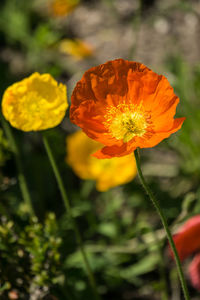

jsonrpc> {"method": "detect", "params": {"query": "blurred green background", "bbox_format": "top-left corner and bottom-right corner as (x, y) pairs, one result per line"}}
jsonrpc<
(1, 0), (200, 299)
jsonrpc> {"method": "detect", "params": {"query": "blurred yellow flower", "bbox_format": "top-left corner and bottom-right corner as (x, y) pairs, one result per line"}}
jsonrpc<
(59, 39), (93, 60)
(66, 131), (137, 191)
(50, 0), (79, 17)
(2, 72), (68, 132)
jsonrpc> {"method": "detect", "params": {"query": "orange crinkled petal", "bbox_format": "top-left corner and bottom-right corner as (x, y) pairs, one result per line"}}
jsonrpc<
(93, 143), (134, 159)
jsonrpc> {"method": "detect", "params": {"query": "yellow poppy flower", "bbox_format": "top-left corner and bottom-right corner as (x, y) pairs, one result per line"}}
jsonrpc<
(66, 130), (137, 191)
(59, 39), (93, 61)
(1, 73), (68, 132)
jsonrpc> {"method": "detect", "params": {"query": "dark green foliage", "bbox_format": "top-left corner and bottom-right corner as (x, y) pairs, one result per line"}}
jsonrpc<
(0, 213), (62, 299)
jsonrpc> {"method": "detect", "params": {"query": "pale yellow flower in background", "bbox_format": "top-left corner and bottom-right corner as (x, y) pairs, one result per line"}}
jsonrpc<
(66, 131), (137, 192)
(50, 0), (79, 17)
(2, 73), (68, 132)
(59, 39), (93, 61)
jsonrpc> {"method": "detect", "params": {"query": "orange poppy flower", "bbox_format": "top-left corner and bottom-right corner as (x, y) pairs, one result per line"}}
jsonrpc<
(171, 215), (200, 261)
(189, 253), (200, 290)
(70, 59), (185, 158)
(169, 215), (200, 290)
(49, 0), (79, 17)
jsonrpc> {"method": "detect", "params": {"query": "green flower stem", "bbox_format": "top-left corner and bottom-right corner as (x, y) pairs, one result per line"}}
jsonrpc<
(134, 148), (190, 300)
(0, 114), (35, 216)
(42, 133), (101, 300)
(150, 227), (169, 300)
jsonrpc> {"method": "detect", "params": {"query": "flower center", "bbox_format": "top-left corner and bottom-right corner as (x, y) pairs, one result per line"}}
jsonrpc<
(103, 103), (150, 142)
(21, 92), (43, 115)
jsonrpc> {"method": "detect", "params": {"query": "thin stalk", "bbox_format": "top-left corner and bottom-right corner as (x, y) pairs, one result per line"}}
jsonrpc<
(134, 148), (190, 300)
(150, 227), (169, 300)
(0, 114), (35, 216)
(42, 133), (101, 300)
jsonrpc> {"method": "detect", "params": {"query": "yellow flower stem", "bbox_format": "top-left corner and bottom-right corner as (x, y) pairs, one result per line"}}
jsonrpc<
(42, 133), (101, 300)
(0, 114), (35, 216)
(134, 148), (190, 300)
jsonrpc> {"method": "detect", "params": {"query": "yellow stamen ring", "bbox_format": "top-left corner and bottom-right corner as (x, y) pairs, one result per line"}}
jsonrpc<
(103, 102), (152, 142)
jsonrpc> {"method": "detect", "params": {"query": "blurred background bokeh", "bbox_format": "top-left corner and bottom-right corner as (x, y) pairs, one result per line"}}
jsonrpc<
(1, 0), (200, 299)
